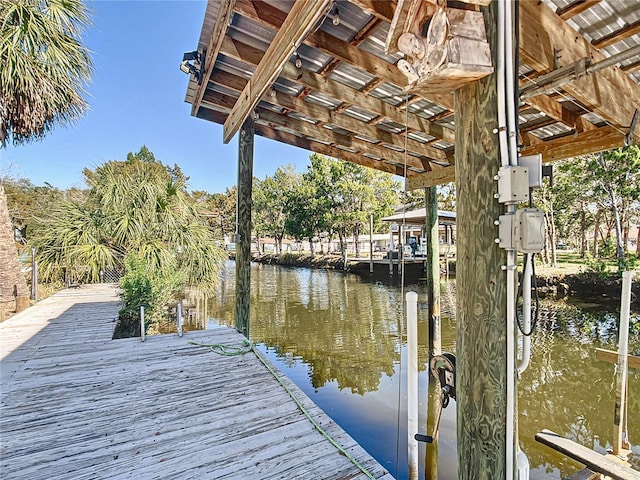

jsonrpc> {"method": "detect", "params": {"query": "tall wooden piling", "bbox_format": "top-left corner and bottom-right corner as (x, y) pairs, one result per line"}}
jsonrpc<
(425, 187), (441, 357)
(235, 115), (254, 339)
(454, 2), (508, 477)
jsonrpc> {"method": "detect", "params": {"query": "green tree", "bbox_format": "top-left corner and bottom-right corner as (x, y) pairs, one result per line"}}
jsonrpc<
(30, 147), (225, 291)
(205, 186), (237, 241)
(285, 172), (326, 255)
(302, 154), (399, 255)
(0, 0), (93, 310)
(0, 0), (93, 146)
(2, 177), (72, 240)
(253, 165), (300, 253)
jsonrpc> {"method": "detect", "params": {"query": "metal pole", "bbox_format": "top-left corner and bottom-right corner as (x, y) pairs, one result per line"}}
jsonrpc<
(177, 302), (183, 337)
(407, 291), (419, 480)
(31, 247), (38, 301)
(369, 214), (374, 273)
(140, 306), (145, 342)
(613, 271), (632, 454)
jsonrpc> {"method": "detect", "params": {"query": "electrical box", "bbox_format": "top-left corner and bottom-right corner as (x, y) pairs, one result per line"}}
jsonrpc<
(497, 166), (530, 204)
(513, 208), (545, 254)
(519, 154), (543, 188)
(498, 213), (514, 249)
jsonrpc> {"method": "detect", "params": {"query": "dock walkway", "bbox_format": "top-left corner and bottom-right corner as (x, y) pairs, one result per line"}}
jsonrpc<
(1, 284), (394, 480)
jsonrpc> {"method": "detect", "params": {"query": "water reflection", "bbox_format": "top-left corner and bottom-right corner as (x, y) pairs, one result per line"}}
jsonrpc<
(180, 261), (638, 479)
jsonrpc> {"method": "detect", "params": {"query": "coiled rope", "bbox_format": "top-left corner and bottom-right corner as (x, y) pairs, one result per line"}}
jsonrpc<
(189, 340), (378, 480)
(188, 339), (253, 356)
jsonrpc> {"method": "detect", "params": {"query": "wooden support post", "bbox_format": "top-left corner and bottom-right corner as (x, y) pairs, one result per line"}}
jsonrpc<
(235, 115), (254, 339)
(454, 2), (508, 478)
(425, 187), (441, 357)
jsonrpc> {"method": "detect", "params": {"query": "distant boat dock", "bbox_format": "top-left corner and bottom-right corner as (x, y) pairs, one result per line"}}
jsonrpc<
(0, 285), (393, 479)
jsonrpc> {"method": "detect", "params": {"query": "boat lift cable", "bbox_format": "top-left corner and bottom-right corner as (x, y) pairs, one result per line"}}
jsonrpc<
(189, 340), (378, 480)
(394, 92), (411, 480)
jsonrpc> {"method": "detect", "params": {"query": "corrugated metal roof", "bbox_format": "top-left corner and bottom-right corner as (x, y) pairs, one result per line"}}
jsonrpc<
(185, 0), (640, 188)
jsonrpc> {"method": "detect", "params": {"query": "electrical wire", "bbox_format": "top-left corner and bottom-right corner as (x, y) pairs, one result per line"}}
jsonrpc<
(515, 253), (540, 336)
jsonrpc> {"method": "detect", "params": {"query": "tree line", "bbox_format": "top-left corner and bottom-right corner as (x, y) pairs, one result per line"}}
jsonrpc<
(5, 145), (639, 286)
(533, 146), (640, 272)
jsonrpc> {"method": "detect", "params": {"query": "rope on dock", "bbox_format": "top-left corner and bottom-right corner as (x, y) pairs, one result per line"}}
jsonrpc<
(251, 345), (379, 480)
(188, 340), (253, 356)
(189, 338), (379, 479)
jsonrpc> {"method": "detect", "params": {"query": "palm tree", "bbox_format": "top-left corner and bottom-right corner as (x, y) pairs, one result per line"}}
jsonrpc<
(0, 0), (92, 312)
(31, 150), (226, 293)
(0, 0), (92, 146)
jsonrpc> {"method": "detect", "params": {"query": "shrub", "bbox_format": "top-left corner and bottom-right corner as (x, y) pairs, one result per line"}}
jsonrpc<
(116, 253), (184, 337)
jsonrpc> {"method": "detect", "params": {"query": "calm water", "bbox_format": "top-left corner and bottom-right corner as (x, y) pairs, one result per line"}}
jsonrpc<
(180, 261), (639, 479)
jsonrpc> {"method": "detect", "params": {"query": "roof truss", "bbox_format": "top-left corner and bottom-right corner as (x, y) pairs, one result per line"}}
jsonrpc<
(185, 0), (640, 190)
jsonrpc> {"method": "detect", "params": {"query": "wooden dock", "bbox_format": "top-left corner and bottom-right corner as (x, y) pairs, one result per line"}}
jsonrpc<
(1, 285), (394, 480)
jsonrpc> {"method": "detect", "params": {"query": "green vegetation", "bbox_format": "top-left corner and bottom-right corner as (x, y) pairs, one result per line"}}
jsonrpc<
(1, 0), (93, 146)
(22, 147), (226, 331)
(116, 253), (184, 337)
(252, 154), (401, 255)
(533, 145), (640, 274)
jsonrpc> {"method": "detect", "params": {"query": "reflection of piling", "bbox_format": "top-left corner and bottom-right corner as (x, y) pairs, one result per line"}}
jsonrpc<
(425, 187), (441, 357)
(424, 381), (441, 479)
(140, 306), (145, 342)
(613, 271), (632, 454)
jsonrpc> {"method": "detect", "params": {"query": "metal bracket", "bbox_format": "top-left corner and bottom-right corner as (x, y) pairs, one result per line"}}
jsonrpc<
(625, 109), (639, 146)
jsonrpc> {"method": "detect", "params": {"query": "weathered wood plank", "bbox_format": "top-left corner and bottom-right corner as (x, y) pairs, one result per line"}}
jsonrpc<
(1, 285), (394, 480)
(535, 430), (640, 480)
(595, 348), (640, 370)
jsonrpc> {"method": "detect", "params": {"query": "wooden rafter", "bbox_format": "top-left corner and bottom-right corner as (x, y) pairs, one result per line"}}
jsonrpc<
(222, 0), (332, 143)
(210, 69), (451, 162)
(520, 0), (640, 143)
(592, 19), (640, 49)
(555, 0), (602, 20)
(219, 36), (455, 143)
(191, 0), (236, 117)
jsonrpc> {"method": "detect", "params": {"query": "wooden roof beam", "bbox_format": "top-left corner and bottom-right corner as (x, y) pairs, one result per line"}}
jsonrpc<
(525, 94), (598, 133)
(520, 1), (640, 143)
(219, 36), (455, 143)
(519, 125), (625, 162)
(592, 19), (640, 49)
(209, 69), (451, 163)
(222, 0), (332, 143)
(404, 124), (628, 190)
(555, 0), (602, 20)
(191, 0), (236, 117)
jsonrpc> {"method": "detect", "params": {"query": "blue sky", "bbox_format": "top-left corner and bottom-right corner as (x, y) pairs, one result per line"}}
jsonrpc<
(0, 0), (313, 194)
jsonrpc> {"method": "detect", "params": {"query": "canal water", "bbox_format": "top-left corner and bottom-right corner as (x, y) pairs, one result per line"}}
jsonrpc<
(181, 261), (639, 479)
